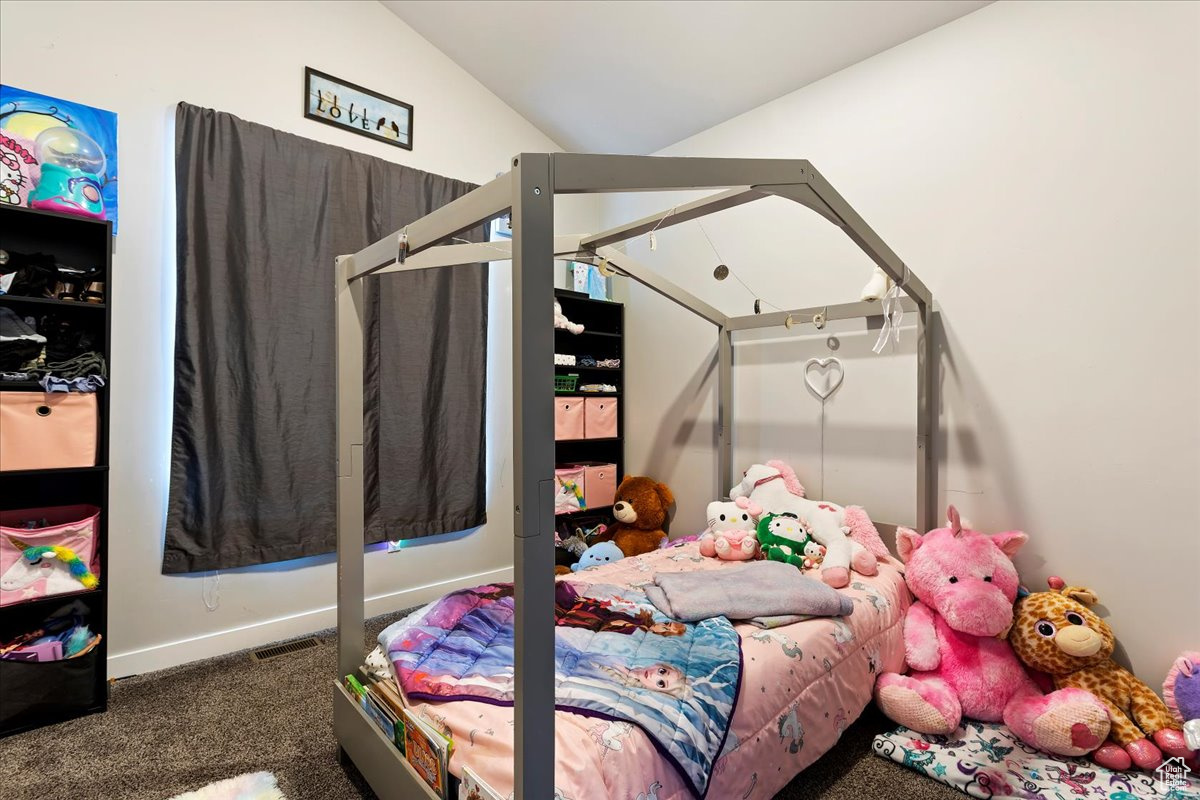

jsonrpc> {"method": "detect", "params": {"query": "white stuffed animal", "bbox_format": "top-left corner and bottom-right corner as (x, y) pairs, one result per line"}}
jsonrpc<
(699, 497), (761, 561)
(553, 300), (584, 334)
(729, 460), (887, 588)
(860, 266), (891, 302)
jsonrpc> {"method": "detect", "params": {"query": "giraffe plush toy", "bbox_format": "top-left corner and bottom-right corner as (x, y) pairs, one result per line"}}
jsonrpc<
(1009, 577), (1196, 771)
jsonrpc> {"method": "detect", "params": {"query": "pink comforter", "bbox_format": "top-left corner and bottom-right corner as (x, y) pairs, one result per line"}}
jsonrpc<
(398, 542), (910, 800)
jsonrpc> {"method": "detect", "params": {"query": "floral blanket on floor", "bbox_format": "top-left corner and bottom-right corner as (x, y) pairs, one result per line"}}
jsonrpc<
(379, 580), (741, 797)
(874, 720), (1200, 799)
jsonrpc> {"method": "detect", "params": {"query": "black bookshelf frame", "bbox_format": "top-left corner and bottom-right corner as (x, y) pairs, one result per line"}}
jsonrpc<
(553, 288), (624, 521)
(0, 204), (112, 737)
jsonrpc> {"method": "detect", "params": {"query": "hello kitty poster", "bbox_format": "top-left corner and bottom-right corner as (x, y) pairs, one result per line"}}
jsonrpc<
(0, 85), (118, 232)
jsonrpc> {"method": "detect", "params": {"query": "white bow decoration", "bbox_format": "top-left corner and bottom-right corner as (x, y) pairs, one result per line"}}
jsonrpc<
(872, 282), (904, 354)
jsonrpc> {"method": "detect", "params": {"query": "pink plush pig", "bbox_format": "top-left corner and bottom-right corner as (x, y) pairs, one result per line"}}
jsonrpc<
(874, 506), (1111, 757)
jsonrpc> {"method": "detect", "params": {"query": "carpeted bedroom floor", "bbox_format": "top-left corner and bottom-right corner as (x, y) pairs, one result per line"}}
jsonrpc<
(0, 612), (960, 800)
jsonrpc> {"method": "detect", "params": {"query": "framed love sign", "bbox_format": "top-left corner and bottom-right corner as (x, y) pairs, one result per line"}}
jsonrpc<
(304, 67), (413, 150)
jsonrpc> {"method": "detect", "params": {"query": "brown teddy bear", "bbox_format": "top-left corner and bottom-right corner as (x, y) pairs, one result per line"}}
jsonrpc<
(603, 475), (675, 557)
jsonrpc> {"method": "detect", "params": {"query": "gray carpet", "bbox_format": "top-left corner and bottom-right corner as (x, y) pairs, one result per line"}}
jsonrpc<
(0, 612), (959, 800)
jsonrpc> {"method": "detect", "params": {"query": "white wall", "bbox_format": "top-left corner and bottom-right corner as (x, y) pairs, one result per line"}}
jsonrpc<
(604, 0), (1199, 686)
(0, 0), (596, 677)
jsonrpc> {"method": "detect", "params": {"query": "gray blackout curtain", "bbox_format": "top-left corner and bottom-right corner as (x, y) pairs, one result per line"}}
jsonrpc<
(164, 103), (488, 573)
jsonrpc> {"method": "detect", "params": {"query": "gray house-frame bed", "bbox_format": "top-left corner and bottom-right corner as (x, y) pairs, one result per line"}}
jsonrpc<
(333, 154), (935, 800)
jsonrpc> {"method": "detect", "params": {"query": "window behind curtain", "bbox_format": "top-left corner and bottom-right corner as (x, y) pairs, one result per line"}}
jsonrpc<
(164, 103), (487, 573)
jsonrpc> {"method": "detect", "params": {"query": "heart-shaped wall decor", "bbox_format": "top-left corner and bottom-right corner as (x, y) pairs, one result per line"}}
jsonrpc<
(804, 357), (844, 400)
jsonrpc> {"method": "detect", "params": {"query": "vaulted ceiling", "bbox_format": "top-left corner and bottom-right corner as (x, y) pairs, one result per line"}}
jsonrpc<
(383, 0), (991, 153)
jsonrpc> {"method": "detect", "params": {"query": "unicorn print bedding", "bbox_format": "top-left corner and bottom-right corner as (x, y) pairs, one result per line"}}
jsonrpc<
(380, 578), (741, 796)
(379, 541), (910, 799)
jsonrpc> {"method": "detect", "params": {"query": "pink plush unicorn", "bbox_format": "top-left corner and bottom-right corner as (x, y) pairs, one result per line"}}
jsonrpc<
(874, 506), (1112, 757)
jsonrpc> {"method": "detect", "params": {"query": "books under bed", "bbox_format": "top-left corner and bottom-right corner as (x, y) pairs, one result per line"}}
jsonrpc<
(342, 671), (456, 799)
(341, 662), (507, 800)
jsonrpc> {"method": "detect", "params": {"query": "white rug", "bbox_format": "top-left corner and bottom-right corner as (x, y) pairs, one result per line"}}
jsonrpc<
(168, 772), (285, 800)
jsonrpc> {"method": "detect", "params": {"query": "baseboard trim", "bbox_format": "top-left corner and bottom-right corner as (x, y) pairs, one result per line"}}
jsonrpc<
(107, 566), (514, 679)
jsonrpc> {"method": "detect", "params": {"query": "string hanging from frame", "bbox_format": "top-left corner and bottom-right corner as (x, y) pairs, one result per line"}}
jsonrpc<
(698, 220), (782, 316)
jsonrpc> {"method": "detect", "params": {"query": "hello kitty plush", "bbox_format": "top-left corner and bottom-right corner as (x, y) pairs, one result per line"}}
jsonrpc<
(801, 539), (826, 570)
(0, 132), (40, 208)
(699, 497), (760, 561)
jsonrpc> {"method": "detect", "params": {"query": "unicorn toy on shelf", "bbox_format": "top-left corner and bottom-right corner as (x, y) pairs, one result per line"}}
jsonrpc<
(0, 535), (97, 603)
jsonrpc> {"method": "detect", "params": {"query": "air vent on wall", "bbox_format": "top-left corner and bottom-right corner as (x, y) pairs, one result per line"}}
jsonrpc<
(250, 637), (321, 662)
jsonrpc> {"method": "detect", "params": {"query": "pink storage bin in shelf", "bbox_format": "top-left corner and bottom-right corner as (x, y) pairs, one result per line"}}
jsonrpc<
(554, 396), (585, 440)
(554, 466), (586, 515)
(581, 462), (617, 509)
(0, 392), (98, 471)
(0, 505), (101, 606)
(583, 397), (618, 439)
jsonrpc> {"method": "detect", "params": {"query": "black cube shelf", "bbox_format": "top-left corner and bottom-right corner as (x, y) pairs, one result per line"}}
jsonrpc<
(554, 289), (624, 520)
(0, 204), (112, 737)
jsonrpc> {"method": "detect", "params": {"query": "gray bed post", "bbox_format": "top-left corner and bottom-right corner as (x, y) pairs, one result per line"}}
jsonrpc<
(334, 255), (366, 679)
(916, 300), (936, 533)
(717, 325), (734, 497)
(510, 153), (557, 799)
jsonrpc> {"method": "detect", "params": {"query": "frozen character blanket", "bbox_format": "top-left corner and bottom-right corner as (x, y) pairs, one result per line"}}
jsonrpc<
(379, 580), (742, 796)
